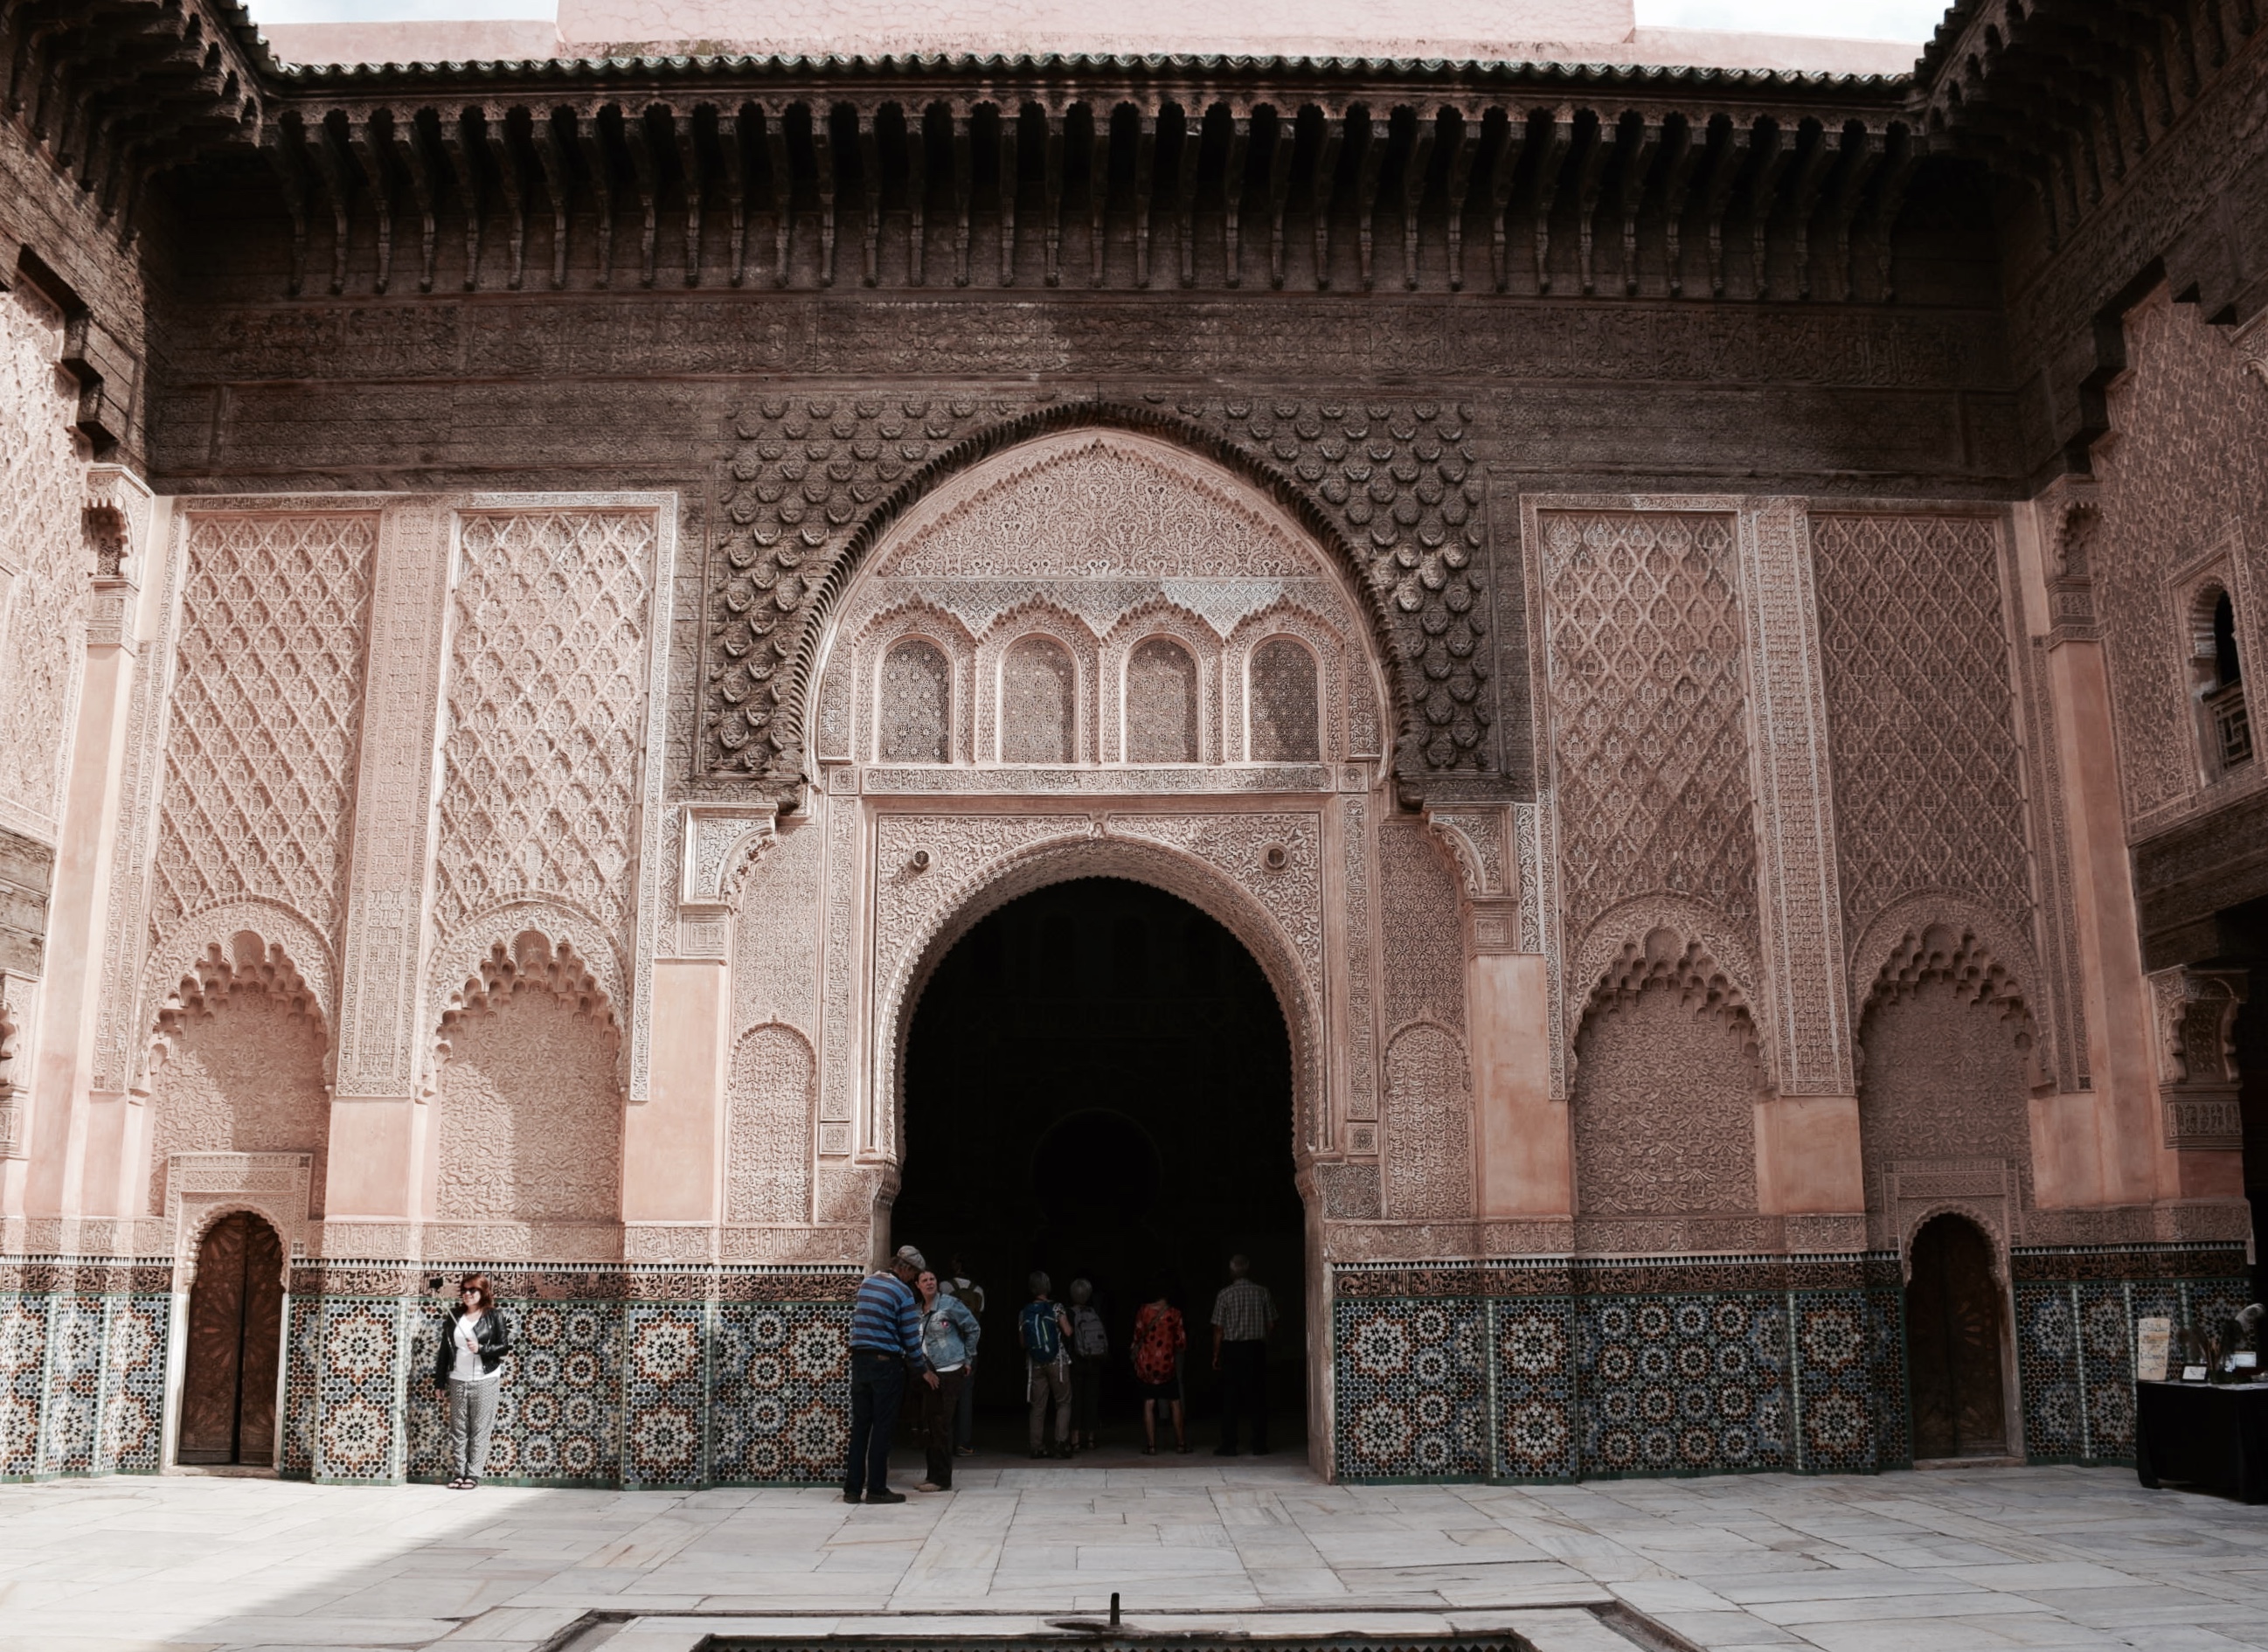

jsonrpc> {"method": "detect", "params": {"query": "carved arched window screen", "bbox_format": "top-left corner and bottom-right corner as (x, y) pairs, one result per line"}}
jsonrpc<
(1249, 635), (1321, 761)
(880, 637), (952, 763)
(2190, 585), (2251, 775)
(1001, 635), (1076, 763)
(1126, 637), (1199, 763)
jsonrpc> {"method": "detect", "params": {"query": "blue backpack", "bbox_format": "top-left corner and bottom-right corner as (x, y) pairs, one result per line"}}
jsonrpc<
(1021, 1300), (1065, 1364)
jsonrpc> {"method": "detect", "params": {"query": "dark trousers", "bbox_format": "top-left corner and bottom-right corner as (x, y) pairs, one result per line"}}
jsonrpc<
(1218, 1340), (1268, 1453)
(920, 1367), (966, 1487)
(844, 1349), (907, 1496)
(1071, 1356), (1103, 1436)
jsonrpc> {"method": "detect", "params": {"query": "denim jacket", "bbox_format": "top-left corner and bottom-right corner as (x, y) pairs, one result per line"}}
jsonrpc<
(922, 1293), (981, 1371)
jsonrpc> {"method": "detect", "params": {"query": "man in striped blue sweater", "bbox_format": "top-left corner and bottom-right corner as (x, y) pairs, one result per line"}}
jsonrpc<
(843, 1244), (936, 1503)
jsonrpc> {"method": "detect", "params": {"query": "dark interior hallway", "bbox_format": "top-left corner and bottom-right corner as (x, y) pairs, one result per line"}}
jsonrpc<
(891, 877), (1306, 1451)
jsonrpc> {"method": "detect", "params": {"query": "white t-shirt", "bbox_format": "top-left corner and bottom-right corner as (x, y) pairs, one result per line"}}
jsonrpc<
(451, 1313), (496, 1383)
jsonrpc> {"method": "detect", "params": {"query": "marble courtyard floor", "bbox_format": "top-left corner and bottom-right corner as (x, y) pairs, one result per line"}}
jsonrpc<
(1, 1453), (2264, 1652)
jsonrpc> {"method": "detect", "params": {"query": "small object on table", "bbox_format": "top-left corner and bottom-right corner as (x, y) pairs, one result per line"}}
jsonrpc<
(2135, 1378), (2268, 1503)
(2136, 1317), (2171, 1384)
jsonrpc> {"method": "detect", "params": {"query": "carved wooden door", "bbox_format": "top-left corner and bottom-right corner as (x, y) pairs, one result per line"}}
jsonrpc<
(177, 1212), (285, 1465)
(1906, 1214), (2008, 1459)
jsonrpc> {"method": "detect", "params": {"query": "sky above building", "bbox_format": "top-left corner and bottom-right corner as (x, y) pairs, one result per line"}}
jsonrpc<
(247, 0), (1957, 44)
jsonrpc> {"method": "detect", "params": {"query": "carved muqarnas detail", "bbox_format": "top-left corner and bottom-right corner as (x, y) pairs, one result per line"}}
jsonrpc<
(1585, 926), (1761, 1073)
(1863, 924), (2042, 1093)
(436, 930), (618, 1072)
(151, 931), (323, 1076)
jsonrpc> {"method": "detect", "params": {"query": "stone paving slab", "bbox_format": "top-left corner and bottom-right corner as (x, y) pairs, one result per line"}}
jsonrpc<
(0, 1461), (2263, 1652)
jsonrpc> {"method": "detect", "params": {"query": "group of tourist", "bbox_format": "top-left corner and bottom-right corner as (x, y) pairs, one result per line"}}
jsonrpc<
(419, 1250), (1278, 1499)
(843, 1246), (1280, 1503)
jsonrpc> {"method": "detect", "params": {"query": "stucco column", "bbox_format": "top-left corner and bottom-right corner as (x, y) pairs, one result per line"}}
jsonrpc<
(1425, 807), (1571, 1218)
(23, 470), (160, 1228)
(1736, 502), (1863, 1226)
(324, 500), (454, 1246)
(2015, 484), (2165, 1210)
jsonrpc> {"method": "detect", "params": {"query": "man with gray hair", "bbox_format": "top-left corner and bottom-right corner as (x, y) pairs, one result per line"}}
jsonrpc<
(1210, 1253), (1277, 1456)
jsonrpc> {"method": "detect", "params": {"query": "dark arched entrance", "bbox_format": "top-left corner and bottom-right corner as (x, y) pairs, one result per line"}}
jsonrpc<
(891, 877), (1305, 1453)
(1906, 1213), (2009, 1461)
(177, 1211), (285, 1466)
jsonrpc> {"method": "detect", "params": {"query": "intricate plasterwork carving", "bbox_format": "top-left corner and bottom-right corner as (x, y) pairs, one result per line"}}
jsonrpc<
(330, 498), (452, 1099)
(726, 1024), (815, 1225)
(1423, 804), (1510, 899)
(1851, 906), (2044, 1093)
(2095, 290), (2268, 836)
(1377, 816), (1466, 1038)
(1735, 501), (1852, 1098)
(0, 972), (35, 1160)
(142, 903), (332, 1086)
(1810, 510), (2036, 1071)
(148, 975), (330, 1220)
(1382, 1022), (1474, 1221)
(681, 802), (779, 908)
(153, 510), (376, 948)
(1569, 896), (1763, 1075)
(1534, 503), (1761, 1034)
(428, 913), (622, 1092)
(0, 286), (92, 847)
(168, 1153), (314, 1274)
(2147, 964), (2247, 1150)
(433, 972), (623, 1231)
(1340, 794), (1377, 1126)
(2034, 475), (2102, 643)
(709, 406), (1440, 781)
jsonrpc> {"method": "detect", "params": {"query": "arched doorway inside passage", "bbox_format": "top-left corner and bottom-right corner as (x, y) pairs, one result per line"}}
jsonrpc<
(177, 1209), (287, 1467)
(891, 876), (1307, 1462)
(1905, 1211), (2013, 1461)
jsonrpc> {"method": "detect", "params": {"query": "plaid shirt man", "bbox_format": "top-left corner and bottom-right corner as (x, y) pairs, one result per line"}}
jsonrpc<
(1210, 1276), (1277, 1343)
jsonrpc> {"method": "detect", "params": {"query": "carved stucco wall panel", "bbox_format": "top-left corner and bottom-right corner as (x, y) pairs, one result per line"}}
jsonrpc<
(1809, 510), (2057, 1089)
(431, 979), (623, 1249)
(2097, 290), (2268, 836)
(1856, 975), (2036, 1253)
(725, 1023), (815, 1225)
(1571, 980), (1765, 1242)
(145, 982), (330, 1220)
(1376, 815), (1465, 1039)
(706, 400), (1473, 787)
(731, 812), (825, 1039)
(152, 512), (376, 962)
(1536, 506), (1763, 1074)
(1382, 1022), (1474, 1220)
(0, 285), (91, 846)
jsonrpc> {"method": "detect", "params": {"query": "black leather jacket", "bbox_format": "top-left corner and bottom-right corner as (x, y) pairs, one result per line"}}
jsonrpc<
(433, 1305), (513, 1389)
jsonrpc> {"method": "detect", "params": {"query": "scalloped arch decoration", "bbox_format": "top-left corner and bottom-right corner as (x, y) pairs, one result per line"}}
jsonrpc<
(426, 905), (625, 1094)
(1853, 905), (2044, 1093)
(1567, 895), (1765, 1084)
(139, 900), (333, 1089)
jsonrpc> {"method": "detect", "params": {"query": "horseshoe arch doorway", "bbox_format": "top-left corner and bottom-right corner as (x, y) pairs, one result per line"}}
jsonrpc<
(890, 875), (1308, 1457)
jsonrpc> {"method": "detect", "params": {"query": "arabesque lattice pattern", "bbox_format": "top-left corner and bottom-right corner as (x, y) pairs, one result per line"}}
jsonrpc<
(1250, 636), (1321, 760)
(0, 288), (89, 836)
(1000, 635), (1074, 763)
(155, 513), (375, 939)
(433, 511), (653, 944)
(1810, 514), (2029, 939)
(1543, 511), (1758, 954)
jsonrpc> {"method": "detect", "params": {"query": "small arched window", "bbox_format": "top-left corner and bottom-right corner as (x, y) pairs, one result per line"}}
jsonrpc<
(1249, 636), (1321, 761)
(880, 638), (951, 763)
(1001, 635), (1076, 763)
(1126, 637), (1199, 763)
(2195, 587), (2251, 775)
